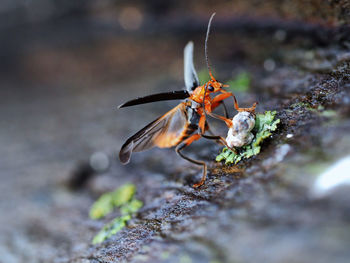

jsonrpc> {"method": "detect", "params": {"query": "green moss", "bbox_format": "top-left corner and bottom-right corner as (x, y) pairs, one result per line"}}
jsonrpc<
(112, 183), (136, 207)
(198, 68), (211, 83)
(161, 251), (170, 260)
(179, 254), (192, 263)
(226, 72), (251, 92)
(89, 183), (136, 220)
(216, 111), (280, 164)
(320, 110), (337, 118)
(89, 192), (114, 220)
(90, 183), (143, 244)
(92, 215), (130, 245)
(289, 102), (338, 118)
(120, 199), (143, 215)
(290, 102), (310, 109)
(198, 70), (250, 93)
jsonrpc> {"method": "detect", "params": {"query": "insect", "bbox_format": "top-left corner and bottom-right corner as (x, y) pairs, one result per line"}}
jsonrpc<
(118, 13), (252, 187)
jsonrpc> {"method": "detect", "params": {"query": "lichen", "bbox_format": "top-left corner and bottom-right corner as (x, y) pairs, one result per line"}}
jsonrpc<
(90, 183), (143, 244)
(216, 111), (280, 164)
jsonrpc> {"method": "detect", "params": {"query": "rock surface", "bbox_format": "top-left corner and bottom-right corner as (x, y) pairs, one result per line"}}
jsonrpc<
(1, 1), (350, 263)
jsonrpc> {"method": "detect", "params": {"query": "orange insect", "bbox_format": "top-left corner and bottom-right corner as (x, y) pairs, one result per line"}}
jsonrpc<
(118, 13), (255, 187)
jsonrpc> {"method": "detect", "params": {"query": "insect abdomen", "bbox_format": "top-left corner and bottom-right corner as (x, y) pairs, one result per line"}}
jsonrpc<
(174, 106), (200, 144)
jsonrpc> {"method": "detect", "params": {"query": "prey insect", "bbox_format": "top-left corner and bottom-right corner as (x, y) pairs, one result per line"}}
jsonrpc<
(118, 13), (252, 187)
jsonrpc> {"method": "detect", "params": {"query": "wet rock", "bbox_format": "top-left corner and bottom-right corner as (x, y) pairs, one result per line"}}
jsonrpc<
(2, 3), (350, 263)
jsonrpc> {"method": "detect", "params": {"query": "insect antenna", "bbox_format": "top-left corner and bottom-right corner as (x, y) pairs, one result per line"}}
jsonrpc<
(205, 12), (216, 81)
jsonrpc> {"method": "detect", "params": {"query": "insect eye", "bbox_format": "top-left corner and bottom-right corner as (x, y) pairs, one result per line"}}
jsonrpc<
(208, 86), (214, 92)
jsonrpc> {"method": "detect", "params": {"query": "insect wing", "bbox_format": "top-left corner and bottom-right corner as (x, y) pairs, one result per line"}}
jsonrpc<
(119, 103), (188, 164)
(118, 90), (190, 108)
(184, 41), (200, 93)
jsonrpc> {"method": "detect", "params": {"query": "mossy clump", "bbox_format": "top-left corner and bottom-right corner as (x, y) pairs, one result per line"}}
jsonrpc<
(216, 111), (280, 164)
(90, 183), (143, 244)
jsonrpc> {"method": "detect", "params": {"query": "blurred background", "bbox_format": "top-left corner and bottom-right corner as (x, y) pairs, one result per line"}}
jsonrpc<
(1, 1), (350, 263)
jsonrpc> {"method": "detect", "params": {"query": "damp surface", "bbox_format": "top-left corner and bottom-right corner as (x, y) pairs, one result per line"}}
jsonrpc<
(1, 2), (350, 263)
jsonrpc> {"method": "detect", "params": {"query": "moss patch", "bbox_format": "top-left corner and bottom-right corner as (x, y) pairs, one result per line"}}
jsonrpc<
(288, 103), (338, 118)
(198, 68), (211, 83)
(90, 183), (143, 244)
(198, 70), (250, 93)
(226, 72), (251, 92)
(216, 111), (280, 164)
(89, 183), (136, 220)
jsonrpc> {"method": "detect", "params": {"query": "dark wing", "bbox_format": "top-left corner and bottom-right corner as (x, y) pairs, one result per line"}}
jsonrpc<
(118, 90), (190, 108)
(119, 103), (188, 164)
(184, 41), (200, 93)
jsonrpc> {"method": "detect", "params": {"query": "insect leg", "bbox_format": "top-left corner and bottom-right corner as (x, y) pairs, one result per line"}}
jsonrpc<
(208, 99), (229, 118)
(204, 92), (234, 125)
(211, 92), (233, 110)
(201, 133), (236, 152)
(221, 101), (229, 119)
(201, 131), (237, 154)
(235, 102), (258, 113)
(198, 114), (208, 134)
(231, 95), (258, 113)
(205, 123), (216, 136)
(213, 91), (258, 113)
(175, 134), (207, 188)
(200, 121), (236, 153)
(205, 111), (233, 127)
